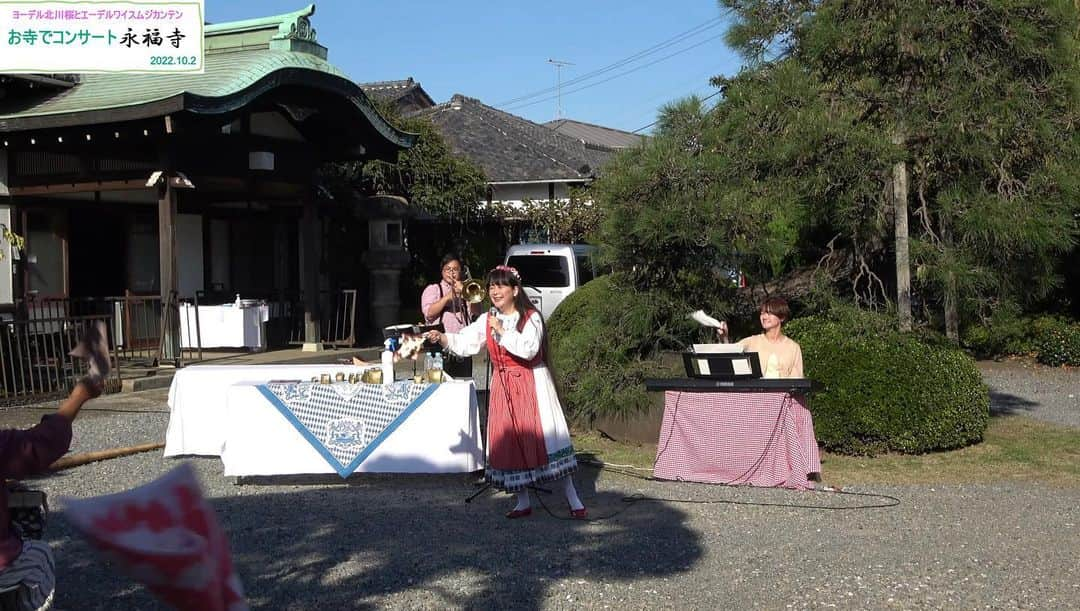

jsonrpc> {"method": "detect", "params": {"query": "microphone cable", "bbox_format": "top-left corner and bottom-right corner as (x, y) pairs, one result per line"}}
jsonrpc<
(530, 456), (901, 522)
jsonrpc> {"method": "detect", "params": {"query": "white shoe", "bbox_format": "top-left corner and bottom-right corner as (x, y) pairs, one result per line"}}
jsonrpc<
(69, 321), (111, 383)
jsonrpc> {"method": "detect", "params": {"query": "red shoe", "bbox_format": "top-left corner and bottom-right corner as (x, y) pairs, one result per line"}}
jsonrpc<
(505, 507), (532, 519)
(570, 507), (588, 519)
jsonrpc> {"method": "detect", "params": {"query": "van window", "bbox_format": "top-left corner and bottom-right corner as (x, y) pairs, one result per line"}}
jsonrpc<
(507, 255), (570, 288)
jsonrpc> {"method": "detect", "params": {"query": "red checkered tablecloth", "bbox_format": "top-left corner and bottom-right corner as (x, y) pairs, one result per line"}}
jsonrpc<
(653, 391), (822, 490)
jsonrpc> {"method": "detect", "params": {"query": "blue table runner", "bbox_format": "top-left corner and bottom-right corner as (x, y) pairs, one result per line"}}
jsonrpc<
(256, 381), (438, 478)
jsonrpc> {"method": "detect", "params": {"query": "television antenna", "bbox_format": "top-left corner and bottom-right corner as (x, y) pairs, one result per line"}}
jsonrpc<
(547, 58), (574, 119)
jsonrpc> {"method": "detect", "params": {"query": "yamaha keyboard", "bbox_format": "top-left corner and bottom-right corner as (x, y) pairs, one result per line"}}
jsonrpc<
(645, 378), (813, 393)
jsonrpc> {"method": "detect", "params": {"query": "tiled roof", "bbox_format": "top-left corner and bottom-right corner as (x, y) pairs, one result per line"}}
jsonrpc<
(358, 78), (426, 102)
(358, 77), (435, 114)
(544, 118), (646, 150)
(416, 94), (613, 183)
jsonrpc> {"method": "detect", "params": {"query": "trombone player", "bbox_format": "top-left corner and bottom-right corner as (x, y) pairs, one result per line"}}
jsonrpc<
(421, 254), (483, 378)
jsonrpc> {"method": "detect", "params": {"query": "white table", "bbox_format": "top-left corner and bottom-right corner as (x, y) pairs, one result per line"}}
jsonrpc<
(178, 303), (269, 350)
(164, 364), (370, 457)
(221, 380), (483, 476)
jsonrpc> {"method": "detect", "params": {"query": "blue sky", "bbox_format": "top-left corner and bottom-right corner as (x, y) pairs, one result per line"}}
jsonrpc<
(206, 1), (744, 134)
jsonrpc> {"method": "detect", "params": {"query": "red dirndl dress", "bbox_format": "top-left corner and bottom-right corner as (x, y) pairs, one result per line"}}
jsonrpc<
(483, 312), (577, 492)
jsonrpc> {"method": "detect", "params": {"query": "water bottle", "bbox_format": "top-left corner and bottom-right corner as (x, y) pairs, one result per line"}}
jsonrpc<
(432, 352), (444, 373)
(424, 351), (435, 373)
(380, 339), (395, 384)
(234, 293), (242, 307)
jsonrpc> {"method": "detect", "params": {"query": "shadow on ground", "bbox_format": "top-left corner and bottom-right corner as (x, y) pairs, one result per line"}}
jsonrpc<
(48, 462), (702, 609)
(987, 388), (1040, 417)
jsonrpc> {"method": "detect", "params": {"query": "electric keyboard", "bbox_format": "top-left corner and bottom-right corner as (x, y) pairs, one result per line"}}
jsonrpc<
(644, 378), (813, 393)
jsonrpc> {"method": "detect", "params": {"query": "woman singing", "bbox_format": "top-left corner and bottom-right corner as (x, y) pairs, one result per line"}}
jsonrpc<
(427, 265), (587, 519)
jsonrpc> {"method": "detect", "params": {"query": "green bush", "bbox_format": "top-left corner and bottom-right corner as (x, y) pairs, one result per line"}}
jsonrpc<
(961, 308), (1039, 358)
(1034, 320), (1080, 366)
(547, 275), (683, 424)
(786, 306), (990, 456)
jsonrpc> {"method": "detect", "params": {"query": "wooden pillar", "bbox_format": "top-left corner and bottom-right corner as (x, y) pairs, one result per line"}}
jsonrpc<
(158, 180), (179, 360)
(300, 197), (322, 351)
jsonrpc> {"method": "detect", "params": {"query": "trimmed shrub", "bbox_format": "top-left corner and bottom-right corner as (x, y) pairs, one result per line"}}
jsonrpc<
(1034, 320), (1080, 366)
(786, 307), (990, 455)
(961, 308), (1039, 358)
(547, 275), (683, 425)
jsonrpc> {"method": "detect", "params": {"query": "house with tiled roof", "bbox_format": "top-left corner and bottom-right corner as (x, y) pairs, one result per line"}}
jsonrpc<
(358, 78), (435, 115)
(544, 118), (645, 151)
(416, 94), (614, 207)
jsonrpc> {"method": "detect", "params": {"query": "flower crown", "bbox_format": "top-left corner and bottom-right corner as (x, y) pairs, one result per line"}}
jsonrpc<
(492, 264), (521, 280)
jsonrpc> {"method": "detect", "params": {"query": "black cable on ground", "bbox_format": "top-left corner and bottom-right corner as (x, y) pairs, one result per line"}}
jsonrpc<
(524, 457), (901, 522)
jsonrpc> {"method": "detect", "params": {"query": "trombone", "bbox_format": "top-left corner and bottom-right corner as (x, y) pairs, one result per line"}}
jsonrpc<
(460, 267), (485, 304)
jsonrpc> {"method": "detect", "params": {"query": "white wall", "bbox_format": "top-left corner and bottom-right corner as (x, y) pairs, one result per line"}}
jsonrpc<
(0, 150), (8, 196)
(490, 182), (577, 208)
(0, 206), (13, 306)
(177, 214), (204, 299)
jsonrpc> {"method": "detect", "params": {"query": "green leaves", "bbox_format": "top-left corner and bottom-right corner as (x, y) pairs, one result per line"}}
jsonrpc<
(787, 306), (990, 455)
(321, 101), (489, 223)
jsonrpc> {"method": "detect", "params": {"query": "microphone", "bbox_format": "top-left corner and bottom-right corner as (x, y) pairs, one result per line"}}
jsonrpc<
(489, 307), (501, 342)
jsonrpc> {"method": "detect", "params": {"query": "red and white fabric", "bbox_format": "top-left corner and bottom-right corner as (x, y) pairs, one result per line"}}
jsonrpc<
(653, 391), (821, 490)
(63, 464), (246, 610)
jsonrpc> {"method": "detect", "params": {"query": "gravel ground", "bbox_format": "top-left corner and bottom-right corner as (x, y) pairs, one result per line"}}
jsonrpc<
(978, 359), (1080, 428)
(3, 361), (1078, 609)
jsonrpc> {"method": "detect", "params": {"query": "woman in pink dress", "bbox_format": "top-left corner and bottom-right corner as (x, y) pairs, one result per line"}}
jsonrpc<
(427, 265), (587, 519)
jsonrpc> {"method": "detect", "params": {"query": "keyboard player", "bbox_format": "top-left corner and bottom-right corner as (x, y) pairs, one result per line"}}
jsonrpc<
(716, 296), (803, 379)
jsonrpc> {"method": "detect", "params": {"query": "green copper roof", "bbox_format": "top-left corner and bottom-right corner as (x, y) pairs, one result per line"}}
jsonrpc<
(0, 4), (414, 153)
(1, 50), (347, 121)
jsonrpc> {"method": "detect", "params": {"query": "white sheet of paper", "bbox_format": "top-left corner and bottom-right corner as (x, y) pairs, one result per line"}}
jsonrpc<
(689, 310), (723, 328)
(696, 359), (710, 376)
(693, 343), (745, 354)
(732, 357), (752, 375)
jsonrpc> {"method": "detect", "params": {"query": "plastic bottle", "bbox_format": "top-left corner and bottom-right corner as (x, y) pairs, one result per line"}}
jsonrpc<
(234, 293), (241, 307)
(380, 338), (395, 384)
(424, 351), (435, 374)
(432, 352), (444, 373)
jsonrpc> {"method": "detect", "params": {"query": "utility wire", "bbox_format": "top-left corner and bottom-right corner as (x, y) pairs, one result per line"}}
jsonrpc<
(504, 33), (727, 113)
(494, 14), (729, 108)
(630, 89), (725, 134)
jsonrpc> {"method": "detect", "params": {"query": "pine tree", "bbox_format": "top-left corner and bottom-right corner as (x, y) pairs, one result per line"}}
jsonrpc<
(717, 0), (1080, 336)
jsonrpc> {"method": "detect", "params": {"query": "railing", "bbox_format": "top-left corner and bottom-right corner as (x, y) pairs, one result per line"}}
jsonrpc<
(206, 288), (359, 348)
(0, 314), (121, 407)
(21, 292), (201, 368)
(288, 289), (358, 348)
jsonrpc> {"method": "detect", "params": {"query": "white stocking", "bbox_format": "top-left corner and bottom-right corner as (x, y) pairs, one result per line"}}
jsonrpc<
(562, 476), (584, 511)
(513, 490), (530, 511)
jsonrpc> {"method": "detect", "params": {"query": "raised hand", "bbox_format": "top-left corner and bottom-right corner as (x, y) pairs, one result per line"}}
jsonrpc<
(715, 321), (730, 342)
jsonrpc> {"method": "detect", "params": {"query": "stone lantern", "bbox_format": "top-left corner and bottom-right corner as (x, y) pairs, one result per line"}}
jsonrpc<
(359, 195), (411, 332)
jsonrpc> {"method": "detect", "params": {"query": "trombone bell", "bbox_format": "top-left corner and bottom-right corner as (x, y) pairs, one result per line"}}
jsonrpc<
(462, 280), (485, 304)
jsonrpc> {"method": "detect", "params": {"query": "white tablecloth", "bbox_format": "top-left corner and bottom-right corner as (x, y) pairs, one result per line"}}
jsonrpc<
(164, 364), (370, 457)
(221, 381), (483, 476)
(178, 304), (269, 349)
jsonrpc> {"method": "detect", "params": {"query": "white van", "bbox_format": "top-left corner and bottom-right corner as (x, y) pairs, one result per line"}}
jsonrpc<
(503, 243), (597, 321)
